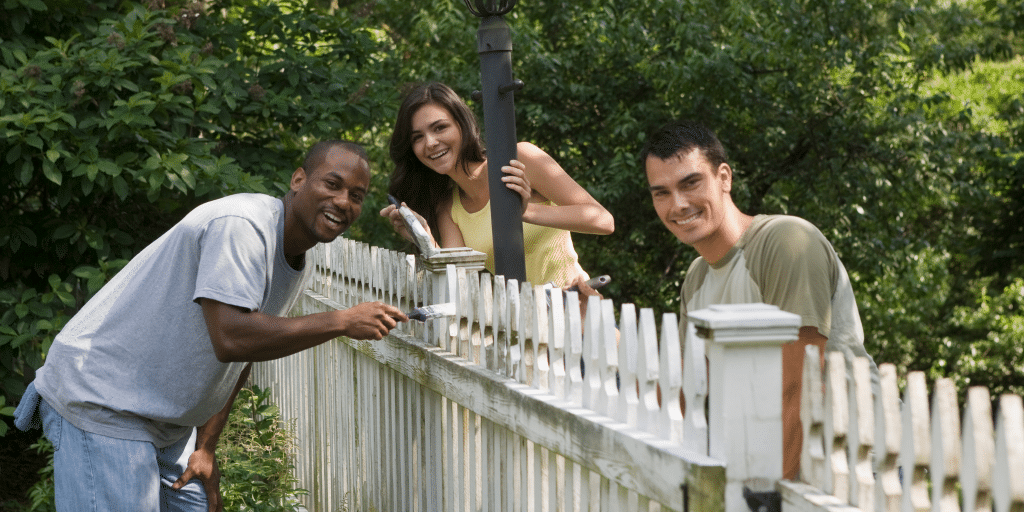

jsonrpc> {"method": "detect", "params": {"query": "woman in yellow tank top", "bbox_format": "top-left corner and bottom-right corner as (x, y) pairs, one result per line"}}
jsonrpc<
(379, 82), (614, 289)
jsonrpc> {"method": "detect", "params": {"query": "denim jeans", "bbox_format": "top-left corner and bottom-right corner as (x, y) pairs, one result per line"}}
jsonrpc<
(38, 398), (209, 512)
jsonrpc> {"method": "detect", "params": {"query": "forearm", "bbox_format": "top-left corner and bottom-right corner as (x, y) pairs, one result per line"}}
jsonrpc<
(207, 308), (350, 362)
(521, 202), (615, 235)
(195, 363), (252, 453)
(202, 299), (405, 363)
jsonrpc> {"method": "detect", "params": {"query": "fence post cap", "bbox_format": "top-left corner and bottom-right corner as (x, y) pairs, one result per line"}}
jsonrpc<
(420, 247), (487, 273)
(687, 303), (800, 345)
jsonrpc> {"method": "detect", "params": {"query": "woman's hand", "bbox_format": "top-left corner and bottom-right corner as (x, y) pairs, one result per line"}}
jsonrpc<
(501, 159), (532, 214)
(379, 203), (428, 244)
(565, 275), (603, 320)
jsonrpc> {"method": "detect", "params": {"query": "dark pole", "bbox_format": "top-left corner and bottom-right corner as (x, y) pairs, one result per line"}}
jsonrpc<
(464, 0), (527, 284)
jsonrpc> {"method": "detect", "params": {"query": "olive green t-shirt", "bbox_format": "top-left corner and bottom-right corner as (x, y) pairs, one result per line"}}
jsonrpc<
(680, 214), (875, 363)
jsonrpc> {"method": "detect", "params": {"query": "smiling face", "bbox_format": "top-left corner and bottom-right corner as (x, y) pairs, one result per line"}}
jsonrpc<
(286, 146), (370, 254)
(410, 103), (463, 176)
(646, 148), (735, 257)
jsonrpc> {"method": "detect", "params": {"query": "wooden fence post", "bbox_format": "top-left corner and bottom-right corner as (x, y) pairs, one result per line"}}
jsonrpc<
(418, 247), (486, 348)
(688, 303), (800, 512)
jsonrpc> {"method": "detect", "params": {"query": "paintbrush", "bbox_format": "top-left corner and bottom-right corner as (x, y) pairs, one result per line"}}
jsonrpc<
(388, 194), (436, 258)
(406, 303), (457, 322)
(567, 274), (611, 292)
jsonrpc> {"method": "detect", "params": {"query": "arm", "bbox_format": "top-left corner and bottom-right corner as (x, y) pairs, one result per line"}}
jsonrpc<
(504, 142), (614, 235)
(200, 298), (407, 363)
(171, 363), (253, 512)
(781, 326), (827, 480)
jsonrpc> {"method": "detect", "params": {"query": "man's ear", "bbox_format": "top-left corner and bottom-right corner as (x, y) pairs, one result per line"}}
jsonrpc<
(718, 163), (733, 193)
(290, 167), (307, 191)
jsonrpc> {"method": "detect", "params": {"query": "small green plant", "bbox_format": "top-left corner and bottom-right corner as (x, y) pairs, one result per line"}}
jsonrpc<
(25, 438), (55, 512)
(17, 385), (306, 511)
(219, 385), (308, 512)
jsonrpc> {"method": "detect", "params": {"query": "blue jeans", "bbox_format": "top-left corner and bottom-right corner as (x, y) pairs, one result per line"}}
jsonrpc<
(38, 398), (209, 512)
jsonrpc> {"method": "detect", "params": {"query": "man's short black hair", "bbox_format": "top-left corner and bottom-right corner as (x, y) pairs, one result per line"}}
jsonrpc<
(640, 120), (729, 170)
(303, 140), (369, 176)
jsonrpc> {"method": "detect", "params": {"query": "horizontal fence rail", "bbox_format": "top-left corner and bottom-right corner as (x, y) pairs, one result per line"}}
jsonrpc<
(783, 345), (1024, 512)
(253, 238), (813, 512)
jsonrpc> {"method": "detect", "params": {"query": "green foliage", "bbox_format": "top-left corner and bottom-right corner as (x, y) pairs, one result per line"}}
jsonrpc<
(14, 385), (304, 511)
(2, 0), (1023, 438)
(24, 437), (55, 512)
(219, 385), (307, 511)
(355, 0), (1024, 395)
(0, 0), (393, 429)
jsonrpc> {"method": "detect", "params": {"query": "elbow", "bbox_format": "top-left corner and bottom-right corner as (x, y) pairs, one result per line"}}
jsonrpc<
(210, 336), (248, 363)
(596, 212), (615, 235)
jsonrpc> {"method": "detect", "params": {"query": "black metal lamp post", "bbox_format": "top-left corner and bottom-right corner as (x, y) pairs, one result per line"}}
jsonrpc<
(464, 0), (527, 284)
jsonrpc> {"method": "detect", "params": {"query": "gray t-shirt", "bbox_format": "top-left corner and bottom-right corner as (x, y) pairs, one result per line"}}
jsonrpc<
(34, 193), (312, 447)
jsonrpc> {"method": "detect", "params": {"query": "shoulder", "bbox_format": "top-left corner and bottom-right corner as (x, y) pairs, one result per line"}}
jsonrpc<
(182, 194), (281, 235)
(516, 141), (544, 156)
(516, 141), (558, 168)
(748, 214), (822, 240)
(744, 215), (830, 259)
(189, 193), (279, 220)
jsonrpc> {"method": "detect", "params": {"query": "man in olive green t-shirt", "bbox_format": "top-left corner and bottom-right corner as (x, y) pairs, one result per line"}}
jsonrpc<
(641, 119), (878, 480)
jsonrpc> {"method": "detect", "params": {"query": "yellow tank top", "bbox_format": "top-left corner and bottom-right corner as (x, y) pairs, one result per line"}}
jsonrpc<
(450, 191), (587, 287)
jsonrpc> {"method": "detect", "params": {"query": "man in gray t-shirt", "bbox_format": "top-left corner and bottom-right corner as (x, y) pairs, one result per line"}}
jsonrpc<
(16, 140), (407, 512)
(642, 120), (877, 481)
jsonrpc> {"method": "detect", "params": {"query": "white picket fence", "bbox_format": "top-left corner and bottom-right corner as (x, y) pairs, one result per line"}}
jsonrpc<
(251, 236), (1024, 512)
(252, 237), (804, 512)
(783, 347), (1024, 512)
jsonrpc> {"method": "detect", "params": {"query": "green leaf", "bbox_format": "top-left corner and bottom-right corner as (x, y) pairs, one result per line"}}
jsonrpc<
(42, 160), (61, 185)
(52, 223), (76, 239)
(112, 176), (129, 200)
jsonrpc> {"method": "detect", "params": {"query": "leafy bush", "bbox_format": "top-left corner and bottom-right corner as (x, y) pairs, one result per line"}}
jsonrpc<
(0, 0), (395, 430)
(219, 385), (307, 512)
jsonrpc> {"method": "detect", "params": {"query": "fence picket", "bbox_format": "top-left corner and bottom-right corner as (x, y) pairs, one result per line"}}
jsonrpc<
(965, 387), (996, 512)
(565, 291), (584, 407)
(549, 289), (566, 400)
(801, 344), (827, 488)
(583, 294), (602, 411)
(479, 273), (494, 372)
(875, 364), (902, 512)
(826, 350), (850, 501)
(519, 282), (535, 386)
(682, 319), (708, 455)
(994, 394), (1024, 512)
(853, 357), (875, 510)
(507, 279), (521, 380)
(492, 275), (508, 376)
(931, 378), (963, 512)
(901, 372), (931, 512)
(637, 308), (660, 432)
(659, 313), (683, 444)
(599, 299), (618, 418)
(618, 304), (640, 427)
(534, 285), (551, 393)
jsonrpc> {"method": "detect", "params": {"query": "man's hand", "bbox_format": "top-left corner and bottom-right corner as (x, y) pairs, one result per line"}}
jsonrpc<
(341, 301), (408, 340)
(172, 446), (223, 512)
